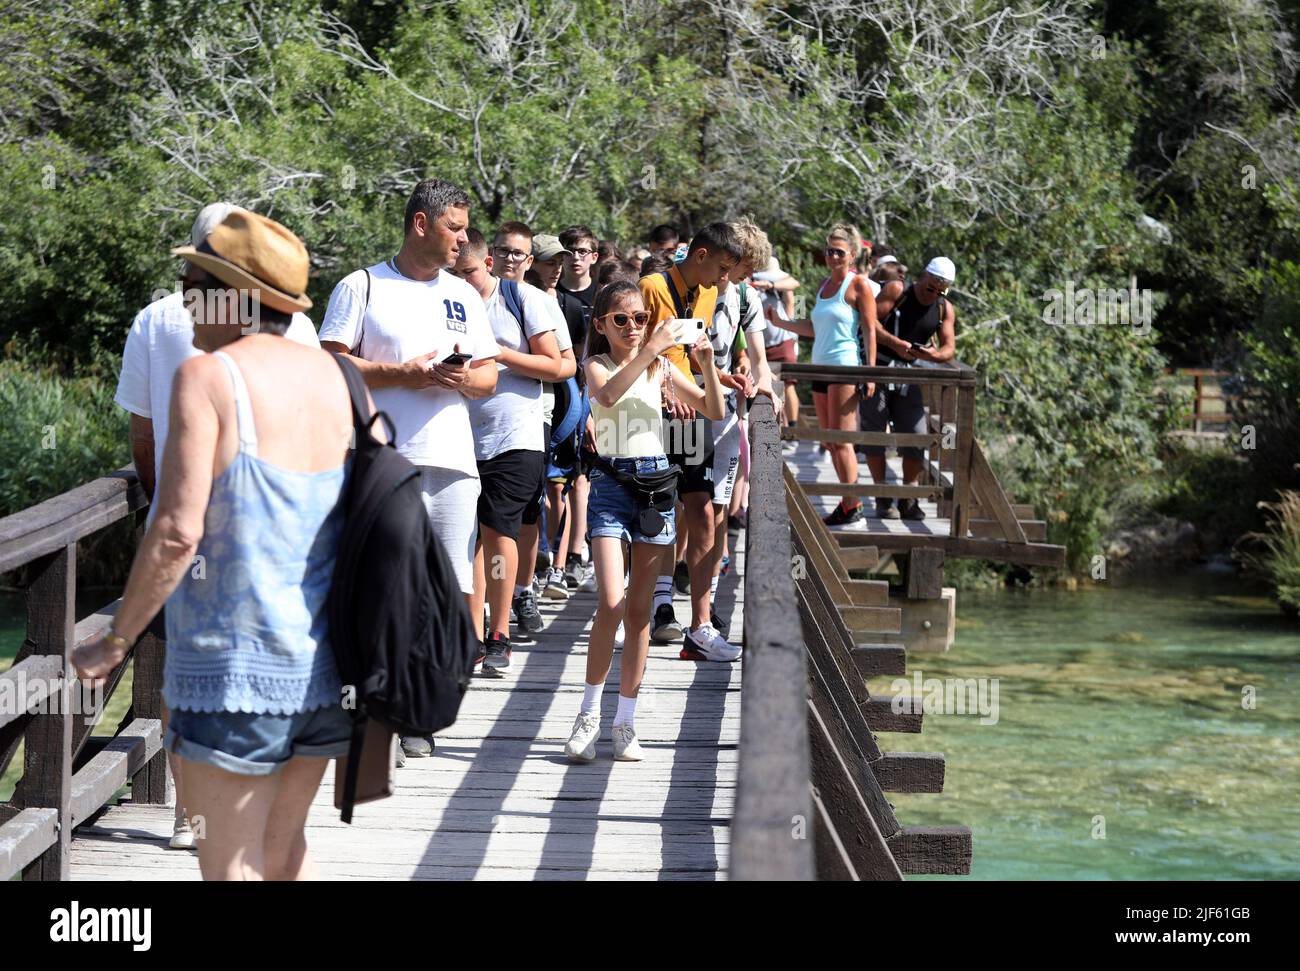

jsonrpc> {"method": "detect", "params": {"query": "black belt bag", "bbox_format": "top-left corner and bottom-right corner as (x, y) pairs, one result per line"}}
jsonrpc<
(586, 452), (681, 537)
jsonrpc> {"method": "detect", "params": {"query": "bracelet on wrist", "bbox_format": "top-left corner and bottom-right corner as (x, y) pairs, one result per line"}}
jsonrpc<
(103, 624), (134, 652)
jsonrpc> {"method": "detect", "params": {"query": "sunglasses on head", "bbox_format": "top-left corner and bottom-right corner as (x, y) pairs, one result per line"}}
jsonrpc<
(600, 311), (650, 328)
(824, 247), (847, 258)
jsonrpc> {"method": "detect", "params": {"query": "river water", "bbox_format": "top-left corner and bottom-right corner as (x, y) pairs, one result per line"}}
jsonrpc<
(3, 572), (1296, 878)
(871, 570), (1300, 880)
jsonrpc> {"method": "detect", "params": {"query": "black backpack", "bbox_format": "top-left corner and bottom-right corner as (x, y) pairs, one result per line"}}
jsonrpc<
(327, 354), (478, 822)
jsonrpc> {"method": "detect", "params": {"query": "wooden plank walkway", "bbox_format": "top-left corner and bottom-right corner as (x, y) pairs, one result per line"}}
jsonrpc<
(786, 442), (948, 535)
(68, 537), (746, 880)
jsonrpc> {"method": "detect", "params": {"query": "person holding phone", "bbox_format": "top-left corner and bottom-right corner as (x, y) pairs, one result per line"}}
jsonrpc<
(565, 281), (726, 763)
(319, 179), (498, 762)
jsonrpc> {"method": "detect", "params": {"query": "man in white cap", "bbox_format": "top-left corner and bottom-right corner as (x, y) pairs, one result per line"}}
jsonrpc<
(113, 201), (319, 849)
(751, 255), (802, 448)
(865, 256), (958, 521)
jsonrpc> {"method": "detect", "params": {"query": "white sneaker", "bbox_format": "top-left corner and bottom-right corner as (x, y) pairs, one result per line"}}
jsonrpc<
(611, 723), (645, 761)
(613, 621), (625, 649)
(170, 816), (197, 850)
(681, 623), (742, 662)
(565, 711), (601, 762)
(579, 565), (598, 593)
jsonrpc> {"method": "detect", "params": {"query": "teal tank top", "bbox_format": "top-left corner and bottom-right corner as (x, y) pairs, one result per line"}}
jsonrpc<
(810, 274), (860, 367)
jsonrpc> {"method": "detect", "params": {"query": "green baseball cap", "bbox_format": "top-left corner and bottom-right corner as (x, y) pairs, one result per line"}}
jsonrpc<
(531, 234), (568, 261)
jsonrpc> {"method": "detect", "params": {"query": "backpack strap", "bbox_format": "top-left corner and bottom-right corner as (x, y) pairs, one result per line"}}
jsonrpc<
(500, 279), (525, 338)
(661, 270), (689, 320)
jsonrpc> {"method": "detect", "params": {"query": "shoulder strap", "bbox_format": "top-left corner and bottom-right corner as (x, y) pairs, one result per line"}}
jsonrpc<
(500, 279), (525, 337)
(738, 281), (750, 322)
(363, 268), (371, 310)
(661, 270), (688, 320)
(212, 350), (258, 457)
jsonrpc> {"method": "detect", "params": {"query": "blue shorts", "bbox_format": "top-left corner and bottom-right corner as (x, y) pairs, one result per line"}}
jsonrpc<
(164, 704), (353, 776)
(587, 455), (677, 546)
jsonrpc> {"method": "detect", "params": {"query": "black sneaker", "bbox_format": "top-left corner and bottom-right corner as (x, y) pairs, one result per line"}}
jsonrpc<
(512, 588), (544, 635)
(823, 502), (864, 527)
(483, 632), (512, 674)
(876, 498), (899, 520)
(898, 498), (926, 521)
(651, 602), (683, 643)
(673, 560), (690, 594)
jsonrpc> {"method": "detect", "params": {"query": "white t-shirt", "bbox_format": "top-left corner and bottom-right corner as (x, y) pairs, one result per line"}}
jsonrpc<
(466, 279), (556, 460)
(540, 293), (572, 426)
(114, 291), (320, 487)
(318, 261), (498, 476)
(712, 281), (767, 380)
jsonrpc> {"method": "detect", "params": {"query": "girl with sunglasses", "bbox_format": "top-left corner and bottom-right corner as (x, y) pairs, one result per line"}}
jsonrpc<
(782, 223), (878, 526)
(565, 281), (726, 762)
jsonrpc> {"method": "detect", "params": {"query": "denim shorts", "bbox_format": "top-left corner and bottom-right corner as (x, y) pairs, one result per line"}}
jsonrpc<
(586, 455), (677, 546)
(164, 704), (353, 776)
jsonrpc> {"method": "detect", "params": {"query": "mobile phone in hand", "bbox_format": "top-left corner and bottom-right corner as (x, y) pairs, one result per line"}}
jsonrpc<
(671, 318), (707, 344)
(441, 352), (472, 366)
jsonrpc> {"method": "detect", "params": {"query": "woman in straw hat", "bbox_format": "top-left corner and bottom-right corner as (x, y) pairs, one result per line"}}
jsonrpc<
(74, 210), (377, 880)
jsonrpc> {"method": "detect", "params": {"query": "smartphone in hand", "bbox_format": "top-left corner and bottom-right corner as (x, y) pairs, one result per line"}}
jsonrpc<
(441, 352), (472, 366)
(671, 318), (707, 344)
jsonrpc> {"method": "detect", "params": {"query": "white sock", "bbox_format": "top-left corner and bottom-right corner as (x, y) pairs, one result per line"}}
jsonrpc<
(581, 682), (602, 716)
(514, 584), (529, 597)
(614, 694), (637, 727)
(653, 575), (673, 611)
(710, 574), (720, 599)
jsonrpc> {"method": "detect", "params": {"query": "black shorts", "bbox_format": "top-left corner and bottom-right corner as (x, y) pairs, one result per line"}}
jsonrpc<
(477, 449), (547, 540)
(521, 425), (550, 526)
(860, 383), (928, 458)
(811, 380), (859, 395)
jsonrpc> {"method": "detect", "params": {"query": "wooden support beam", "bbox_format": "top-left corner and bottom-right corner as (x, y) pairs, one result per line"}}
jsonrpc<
(873, 752), (946, 793)
(969, 441), (1027, 544)
(903, 547), (945, 600)
(862, 697), (923, 733)
(836, 530), (1067, 568)
(811, 786), (859, 881)
(842, 605), (903, 635)
(837, 546), (880, 571)
(799, 481), (944, 500)
(70, 719), (161, 827)
(844, 579), (890, 606)
(782, 427), (939, 449)
(888, 826), (973, 876)
(807, 700), (902, 881)
(970, 519), (1047, 542)
(849, 644), (907, 677)
(880, 589), (956, 653)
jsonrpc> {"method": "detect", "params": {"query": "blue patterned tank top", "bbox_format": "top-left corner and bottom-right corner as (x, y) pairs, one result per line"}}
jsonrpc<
(164, 350), (349, 714)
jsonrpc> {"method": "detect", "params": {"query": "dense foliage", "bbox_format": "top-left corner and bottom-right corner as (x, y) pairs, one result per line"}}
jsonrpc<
(1, 0), (1298, 587)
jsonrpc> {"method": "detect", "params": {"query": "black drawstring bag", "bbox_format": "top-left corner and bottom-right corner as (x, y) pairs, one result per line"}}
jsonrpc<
(585, 451), (680, 537)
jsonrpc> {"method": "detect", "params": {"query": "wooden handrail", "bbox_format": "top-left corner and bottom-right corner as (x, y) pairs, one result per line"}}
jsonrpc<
(0, 467), (165, 881)
(732, 395), (815, 880)
(774, 361), (977, 386)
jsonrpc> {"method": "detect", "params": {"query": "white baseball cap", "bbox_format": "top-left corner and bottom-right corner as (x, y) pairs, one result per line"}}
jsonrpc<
(924, 256), (956, 282)
(876, 255), (899, 267)
(190, 202), (247, 247)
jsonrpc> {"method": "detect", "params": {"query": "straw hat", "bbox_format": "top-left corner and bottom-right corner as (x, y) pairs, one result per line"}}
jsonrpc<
(172, 210), (312, 314)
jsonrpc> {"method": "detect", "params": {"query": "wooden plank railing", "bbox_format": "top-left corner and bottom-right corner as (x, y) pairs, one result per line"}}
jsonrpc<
(774, 360), (1065, 567)
(732, 395), (815, 880)
(0, 467), (164, 881)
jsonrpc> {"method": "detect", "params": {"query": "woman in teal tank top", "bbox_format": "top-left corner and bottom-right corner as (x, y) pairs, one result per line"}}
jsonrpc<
(783, 224), (878, 526)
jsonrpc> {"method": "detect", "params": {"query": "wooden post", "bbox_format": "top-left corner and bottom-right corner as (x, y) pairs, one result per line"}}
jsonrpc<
(19, 544), (75, 880)
(903, 548), (945, 600)
(128, 630), (168, 804)
(950, 386), (976, 538)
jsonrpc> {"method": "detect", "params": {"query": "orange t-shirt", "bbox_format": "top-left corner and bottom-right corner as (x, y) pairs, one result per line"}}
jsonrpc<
(638, 263), (718, 378)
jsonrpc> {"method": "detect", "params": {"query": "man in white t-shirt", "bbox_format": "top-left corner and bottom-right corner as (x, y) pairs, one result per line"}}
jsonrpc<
(116, 203), (320, 501)
(112, 200), (320, 852)
(449, 229), (566, 674)
(319, 180), (498, 628)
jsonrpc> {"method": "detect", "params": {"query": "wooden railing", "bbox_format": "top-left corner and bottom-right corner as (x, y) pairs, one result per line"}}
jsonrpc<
(774, 361), (1064, 567)
(732, 395), (815, 879)
(0, 469), (165, 880)
(1168, 368), (1235, 434)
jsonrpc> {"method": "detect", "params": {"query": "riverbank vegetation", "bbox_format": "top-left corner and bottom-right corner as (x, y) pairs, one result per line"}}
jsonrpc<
(1, 0), (1297, 610)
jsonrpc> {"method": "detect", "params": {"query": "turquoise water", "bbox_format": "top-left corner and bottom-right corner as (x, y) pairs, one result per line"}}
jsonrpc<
(872, 571), (1300, 880)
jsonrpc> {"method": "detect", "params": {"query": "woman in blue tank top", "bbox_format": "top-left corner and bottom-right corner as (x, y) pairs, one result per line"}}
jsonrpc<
(74, 211), (374, 880)
(783, 224), (878, 526)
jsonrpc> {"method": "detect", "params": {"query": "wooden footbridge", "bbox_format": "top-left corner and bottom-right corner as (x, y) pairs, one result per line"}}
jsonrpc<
(0, 360), (1061, 881)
